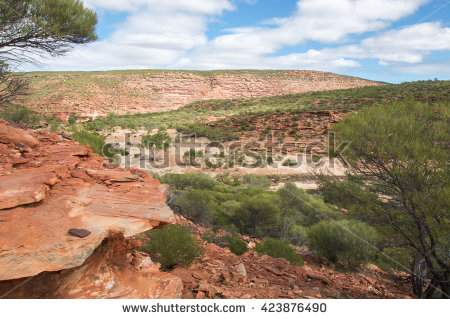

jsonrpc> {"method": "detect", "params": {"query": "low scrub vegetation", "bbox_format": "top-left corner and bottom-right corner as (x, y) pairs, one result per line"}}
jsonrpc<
(140, 225), (204, 269)
(255, 238), (304, 266)
(71, 126), (107, 156)
(141, 130), (171, 150)
(1, 104), (46, 128)
(222, 235), (248, 256)
(79, 81), (449, 136)
(160, 174), (343, 241)
(307, 219), (379, 268)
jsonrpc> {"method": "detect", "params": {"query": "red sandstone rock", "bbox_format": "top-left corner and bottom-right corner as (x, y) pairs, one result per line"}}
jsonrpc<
(22, 71), (381, 117)
(0, 123), (39, 147)
(0, 174), (58, 209)
(0, 123), (180, 298)
(0, 235), (182, 298)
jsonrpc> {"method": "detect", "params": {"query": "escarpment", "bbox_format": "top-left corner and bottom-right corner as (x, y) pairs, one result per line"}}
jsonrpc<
(0, 121), (182, 298)
(23, 70), (381, 119)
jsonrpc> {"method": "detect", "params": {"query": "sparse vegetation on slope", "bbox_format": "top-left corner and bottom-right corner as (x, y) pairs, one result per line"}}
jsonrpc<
(82, 80), (449, 142)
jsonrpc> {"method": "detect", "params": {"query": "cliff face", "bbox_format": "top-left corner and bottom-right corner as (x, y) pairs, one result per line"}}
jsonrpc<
(0, 121), (182, 298)
(22, 70), (381, 118)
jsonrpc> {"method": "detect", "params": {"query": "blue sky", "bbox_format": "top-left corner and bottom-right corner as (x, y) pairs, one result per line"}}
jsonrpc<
(27, 0), (450, 83)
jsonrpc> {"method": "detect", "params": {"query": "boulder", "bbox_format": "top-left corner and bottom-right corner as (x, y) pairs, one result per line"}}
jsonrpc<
(0, 123), (39, 147)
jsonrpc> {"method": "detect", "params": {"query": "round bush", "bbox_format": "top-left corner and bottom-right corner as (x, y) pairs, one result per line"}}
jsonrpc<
(140, 225), (204, 269)
(222, 235), (248, 256)
(307, 219), (378, 267)
(256, 238), (304, 266)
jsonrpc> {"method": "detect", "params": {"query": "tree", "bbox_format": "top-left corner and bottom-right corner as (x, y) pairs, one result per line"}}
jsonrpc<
(0, 0), (97, 105)
(332, 101), (449, 298)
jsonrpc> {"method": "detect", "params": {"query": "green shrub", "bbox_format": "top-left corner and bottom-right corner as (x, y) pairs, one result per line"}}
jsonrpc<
(307, 219), (378, 267)
(222, 235), (248, 256)
(234, 192), (280, 237)
(202, 230), (215, 243)
(282, 159), (297, 166)
(68, 114), (78, 125)
(161, 173), (218, 190)
(242, 174), (270, 188)
(174, 189), (215, 225)
(184, 149), (204, 163)
(49, 118), (61, 132)
(71, 126), (106, 156)
(256, 238), (304, 266)
(142, 131), (171, 150)
(3, 104), (28, 122)
(140, 225), (204, 269)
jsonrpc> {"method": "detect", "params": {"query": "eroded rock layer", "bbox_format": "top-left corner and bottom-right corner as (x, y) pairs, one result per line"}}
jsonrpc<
(23, 70), (381, 118)
(0, 121), (181, 298)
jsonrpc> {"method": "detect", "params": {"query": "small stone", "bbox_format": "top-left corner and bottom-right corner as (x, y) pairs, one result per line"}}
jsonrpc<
(68, 228), (91, 238)
(236, 263), (247, 278)
(196, 291), (206, 299)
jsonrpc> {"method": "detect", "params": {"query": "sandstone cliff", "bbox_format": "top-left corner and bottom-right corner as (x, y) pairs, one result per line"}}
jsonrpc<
(22, 70), (381, 118)
(0, 121), (182, 298)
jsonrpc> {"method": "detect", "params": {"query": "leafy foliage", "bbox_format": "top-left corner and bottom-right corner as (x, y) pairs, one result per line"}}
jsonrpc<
(141, 131), (171, 150)
(140, 225), (204, 269)
(256, 238), (304, 266)
(0, 0), (97, 64)
(222, 235), (248, 256)
(162, 173), (342, 240)
(331, 100), (450, 297)
(234, 192), (281, 237)
(70, 126), (105, 156)
(0, 104), (43, 127)
(307, 219), (379, 267)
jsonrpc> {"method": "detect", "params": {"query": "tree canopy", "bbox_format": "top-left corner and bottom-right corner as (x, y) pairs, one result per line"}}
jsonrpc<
(329, 100), (449, 298)
(0, 0), (97, 65)
(0, 0), (97, 106)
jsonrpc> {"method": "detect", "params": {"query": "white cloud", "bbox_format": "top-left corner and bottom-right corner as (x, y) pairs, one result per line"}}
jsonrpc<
(22, 0), (450, 78)
(83, 0), (234, 14)
(201, 0), (430, 57)
(394, 62), (450, 75)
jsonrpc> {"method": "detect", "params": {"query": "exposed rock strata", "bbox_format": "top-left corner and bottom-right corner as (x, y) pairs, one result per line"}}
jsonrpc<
(23, 70), (381, 118)
(0, 122), (181, 298)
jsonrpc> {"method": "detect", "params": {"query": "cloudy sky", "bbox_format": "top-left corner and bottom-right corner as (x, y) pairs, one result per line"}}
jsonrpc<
(25, 0), (450, 83)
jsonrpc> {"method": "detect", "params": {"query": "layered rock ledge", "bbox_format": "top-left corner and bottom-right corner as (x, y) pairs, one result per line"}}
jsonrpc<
(0, 121), (181, 298)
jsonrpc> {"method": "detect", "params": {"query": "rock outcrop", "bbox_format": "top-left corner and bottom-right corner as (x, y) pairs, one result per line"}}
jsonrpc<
(22, 70), (381, 118)
(0, 122), (182, 298)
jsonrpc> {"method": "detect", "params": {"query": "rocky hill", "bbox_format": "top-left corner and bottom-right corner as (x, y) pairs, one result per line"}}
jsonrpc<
(20, 70), (381, 119)
(0, 122), (414, 299)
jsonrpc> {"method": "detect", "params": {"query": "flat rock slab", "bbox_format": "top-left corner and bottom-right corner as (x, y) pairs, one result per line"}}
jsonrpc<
(0, 123), (39, 147)
(46, 144), (89, 156)
(0, 174), (58, 210)
(0, 180), (173, 281)
(86, 169), (139, 182)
